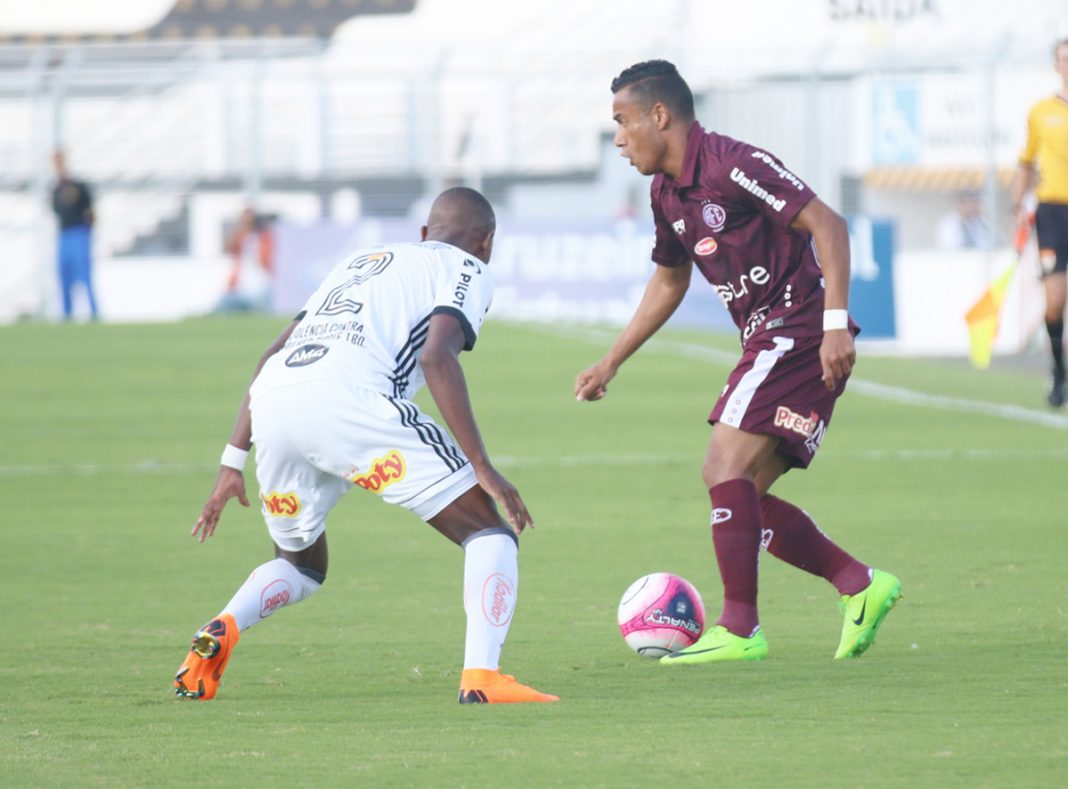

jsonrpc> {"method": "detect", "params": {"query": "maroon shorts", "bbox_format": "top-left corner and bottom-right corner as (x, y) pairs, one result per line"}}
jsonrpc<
(709, 333), (849, 470)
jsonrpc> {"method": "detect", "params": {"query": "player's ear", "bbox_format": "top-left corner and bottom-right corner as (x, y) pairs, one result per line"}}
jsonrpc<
(653, 102), (670, 130)
(478, 230), (495, 263)
(420, 225), (429, 241)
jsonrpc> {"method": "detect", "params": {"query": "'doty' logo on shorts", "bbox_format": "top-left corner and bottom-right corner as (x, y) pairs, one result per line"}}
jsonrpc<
(351, 450), (406, 494)
(261, 491), (302, 517)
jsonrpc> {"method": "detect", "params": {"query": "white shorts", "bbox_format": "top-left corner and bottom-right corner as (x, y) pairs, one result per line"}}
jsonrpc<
(249, 380), (478, 552)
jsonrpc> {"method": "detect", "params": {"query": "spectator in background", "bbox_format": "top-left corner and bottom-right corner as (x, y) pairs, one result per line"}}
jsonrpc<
(50, 149), (98, 321)
(1012, 37), (1068, 407)
(936, 190), (990, 250)
(216, 206), (275, 313)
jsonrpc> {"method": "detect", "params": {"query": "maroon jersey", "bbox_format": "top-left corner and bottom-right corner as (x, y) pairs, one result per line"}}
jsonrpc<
(651, 123), (852, 344)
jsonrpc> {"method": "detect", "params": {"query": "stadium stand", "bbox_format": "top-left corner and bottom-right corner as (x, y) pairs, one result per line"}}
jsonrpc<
(1, 0), (1066, 326)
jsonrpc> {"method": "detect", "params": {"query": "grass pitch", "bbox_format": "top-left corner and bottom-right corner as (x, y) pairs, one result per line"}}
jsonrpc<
(1, 316), (1065, 787)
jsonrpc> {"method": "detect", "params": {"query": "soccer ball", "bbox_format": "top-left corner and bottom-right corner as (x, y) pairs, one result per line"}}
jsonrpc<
(617, 573), (705, 658)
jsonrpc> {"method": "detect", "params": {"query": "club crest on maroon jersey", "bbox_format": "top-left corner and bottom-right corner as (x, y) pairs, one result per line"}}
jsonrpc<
(702, 203), (726, 231)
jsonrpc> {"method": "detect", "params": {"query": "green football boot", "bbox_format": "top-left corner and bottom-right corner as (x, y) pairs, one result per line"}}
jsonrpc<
(660, 625), (768, 665)
(834, 569), (902, 659)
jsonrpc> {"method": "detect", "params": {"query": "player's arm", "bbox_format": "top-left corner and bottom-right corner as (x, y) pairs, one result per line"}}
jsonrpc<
(1011, 161), (1036, 226)
(192, 318), (301, 542)
(421, 312), (533, 534)
(1012, 107), (1038, 226)
(574, 260), (692, 401)
(790, 197), (856, 391)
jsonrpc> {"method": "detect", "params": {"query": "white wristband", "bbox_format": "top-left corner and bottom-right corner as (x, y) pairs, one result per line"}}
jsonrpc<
(220, 444), (249, 472)
(823, 309), (849, 331)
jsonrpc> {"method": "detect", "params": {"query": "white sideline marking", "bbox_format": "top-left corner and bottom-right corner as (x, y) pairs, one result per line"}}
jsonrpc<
(0, 461), (213, 476)
(542, 324), (1068, 432)
(848, 380), (1068, 430)
(4, 326), (1064, 478)
(2, 448), (1067, 477)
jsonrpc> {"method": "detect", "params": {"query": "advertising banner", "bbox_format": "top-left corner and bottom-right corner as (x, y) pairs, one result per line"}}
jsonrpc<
(847, 217), (897, 339)
(272, 217), (734, 331)
(272, 216), (894, 337)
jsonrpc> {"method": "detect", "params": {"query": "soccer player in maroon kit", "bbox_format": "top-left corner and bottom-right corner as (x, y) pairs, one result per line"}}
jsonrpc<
(575, 60), (901, 663)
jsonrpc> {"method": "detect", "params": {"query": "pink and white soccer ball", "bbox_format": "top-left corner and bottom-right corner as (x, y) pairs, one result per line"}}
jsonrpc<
(617, 573), (705, 657)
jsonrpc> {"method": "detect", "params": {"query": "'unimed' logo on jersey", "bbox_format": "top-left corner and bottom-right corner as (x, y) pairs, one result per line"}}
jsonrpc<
(729, 167), (787, 212)
(350, 450), (406, 493)
(261, 491), (302, 517)
(285, 344), (329, 367)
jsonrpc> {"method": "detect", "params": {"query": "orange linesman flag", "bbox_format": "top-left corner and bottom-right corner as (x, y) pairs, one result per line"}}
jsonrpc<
(965, 263), (1017, 369)
(964, 216), (1032, 370)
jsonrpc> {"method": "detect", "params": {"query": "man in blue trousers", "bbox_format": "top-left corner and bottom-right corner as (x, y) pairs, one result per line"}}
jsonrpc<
(51, 150), (98, 321)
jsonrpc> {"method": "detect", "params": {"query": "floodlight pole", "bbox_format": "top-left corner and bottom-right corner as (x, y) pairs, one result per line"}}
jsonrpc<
(244, 50), (265, 205)
(981, 36), (1011, 252)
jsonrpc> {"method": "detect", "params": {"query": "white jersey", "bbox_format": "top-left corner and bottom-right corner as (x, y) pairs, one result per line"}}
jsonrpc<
(252, 241), (493, 400)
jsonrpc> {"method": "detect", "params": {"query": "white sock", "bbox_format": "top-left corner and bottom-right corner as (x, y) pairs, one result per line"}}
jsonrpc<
(220, 557), (322, 633)
(462, 531), (518, 671)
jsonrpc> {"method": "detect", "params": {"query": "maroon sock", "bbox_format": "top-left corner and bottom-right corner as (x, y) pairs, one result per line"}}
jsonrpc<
(709, 479), (762, 637)
(759, 495), (871, 595)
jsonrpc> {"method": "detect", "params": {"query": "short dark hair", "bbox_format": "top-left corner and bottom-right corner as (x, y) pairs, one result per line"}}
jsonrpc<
(610, 60), (695, 122)
(425, 186), (496, 248)
(437, 186), (495, 232)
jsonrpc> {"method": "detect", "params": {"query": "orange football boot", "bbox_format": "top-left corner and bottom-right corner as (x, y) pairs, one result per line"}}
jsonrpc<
(174, 613), (239, 700)
(458, 669), (559, 704)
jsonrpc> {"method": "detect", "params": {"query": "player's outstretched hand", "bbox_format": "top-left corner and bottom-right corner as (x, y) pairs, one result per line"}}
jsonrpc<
(575, 360), (617, 402)
(476, 466), (534, 535)
(820, 330), (856, 391)
(192, 466), (250, 543)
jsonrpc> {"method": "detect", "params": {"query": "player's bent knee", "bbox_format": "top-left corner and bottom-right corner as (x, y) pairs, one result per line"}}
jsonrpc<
(274, 532), (329, 577)
(296, 565), (326, 585)
(702, 460), (738, 490)
(430, 486), (510, 546)
(462, 526), (518, 550)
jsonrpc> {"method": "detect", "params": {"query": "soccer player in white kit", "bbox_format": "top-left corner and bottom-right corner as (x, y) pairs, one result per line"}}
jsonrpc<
(174, 187), (557, 704)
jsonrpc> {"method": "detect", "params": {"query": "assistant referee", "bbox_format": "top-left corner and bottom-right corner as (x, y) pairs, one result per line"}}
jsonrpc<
(1013, 38), (1068, 407)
